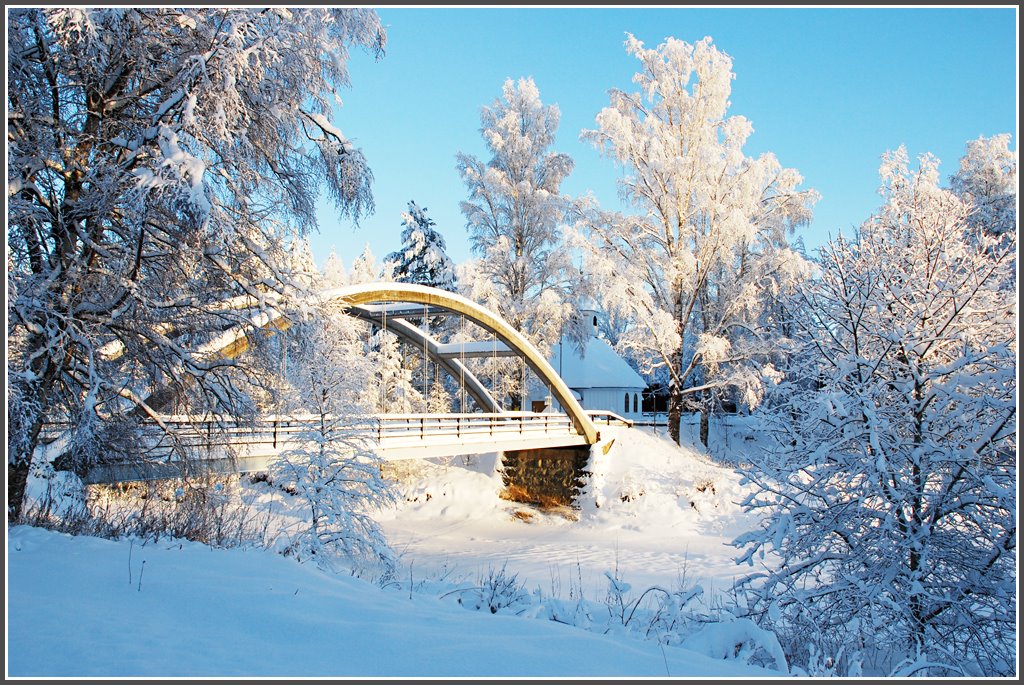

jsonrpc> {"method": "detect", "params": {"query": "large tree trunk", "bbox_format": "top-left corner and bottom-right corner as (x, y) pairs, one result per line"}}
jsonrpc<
(7, 384), (48, 520)
(668, 347), (684, 446)
(8, 460), (32, 521)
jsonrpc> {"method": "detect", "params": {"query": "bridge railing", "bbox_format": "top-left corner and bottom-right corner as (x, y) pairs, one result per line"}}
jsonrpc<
(40, 411), (587, 459)
(375, 412), (578, 444)
(582, 410), (634, 427)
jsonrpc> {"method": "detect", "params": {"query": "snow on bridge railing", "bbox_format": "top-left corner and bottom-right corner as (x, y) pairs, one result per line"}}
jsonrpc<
(40, 411), (588, 456)
(370, 412), (578, 443)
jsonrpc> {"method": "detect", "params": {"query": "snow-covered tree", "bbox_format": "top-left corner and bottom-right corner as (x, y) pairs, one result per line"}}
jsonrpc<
(6, 8), (386, 517)
(288, 237), (320, 291)
(384, 201), (457, 291)
(321, 249), (348, 288)
(733, 147), (1017, 676)
(574, 35), (817, 446)
(456, 76), (577, 355)
(949, 133), (1017, 242)
(348, 244), (385, 285)
(361, 329), (423, 414)
(426, 371), (454, 414)
(270, 312), (395, 574)
(381, 201), (458, 406)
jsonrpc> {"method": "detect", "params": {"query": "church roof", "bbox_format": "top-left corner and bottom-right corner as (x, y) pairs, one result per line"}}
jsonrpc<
(548, 336), (646, 391)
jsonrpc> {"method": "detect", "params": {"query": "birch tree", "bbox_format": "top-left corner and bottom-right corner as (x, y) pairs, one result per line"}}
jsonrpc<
(949, 133), (1017, 242)
(6, 7), (385, 517)
(457, 77), (579, 409)
(733, 148), (1017, 676)
(575, 34), (818, 446)
(457, 77), (577, 346)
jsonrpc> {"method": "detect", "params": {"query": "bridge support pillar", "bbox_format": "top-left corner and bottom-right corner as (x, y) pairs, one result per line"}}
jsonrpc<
(499, 446), (592, 509)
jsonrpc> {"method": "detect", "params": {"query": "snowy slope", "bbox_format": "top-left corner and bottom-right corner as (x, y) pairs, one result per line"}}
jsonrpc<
(7, 425), (779, 678)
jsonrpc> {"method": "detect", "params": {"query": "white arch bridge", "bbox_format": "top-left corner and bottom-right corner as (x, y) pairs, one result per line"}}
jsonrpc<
(80, 283), (627, 485)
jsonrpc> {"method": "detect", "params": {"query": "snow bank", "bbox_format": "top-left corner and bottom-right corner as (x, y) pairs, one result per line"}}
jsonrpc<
(7, 423), (780, 677)
(7, 525), (775, 678)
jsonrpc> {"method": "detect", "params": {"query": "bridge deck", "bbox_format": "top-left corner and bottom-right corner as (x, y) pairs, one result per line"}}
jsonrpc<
(67, 412), (627, 485)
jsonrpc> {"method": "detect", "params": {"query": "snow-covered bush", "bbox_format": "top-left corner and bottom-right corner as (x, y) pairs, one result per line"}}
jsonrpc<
(271, 312), (396, 574)
(678, 614), (787, 673)
(82, 476), (277, 548)
(446, 562), (532, 615)
(271, 439), (395, 574)
(602, 568), (705, 637)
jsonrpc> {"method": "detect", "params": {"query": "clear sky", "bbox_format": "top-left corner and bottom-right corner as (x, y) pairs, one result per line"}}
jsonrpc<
(311, 5), (1018, 269)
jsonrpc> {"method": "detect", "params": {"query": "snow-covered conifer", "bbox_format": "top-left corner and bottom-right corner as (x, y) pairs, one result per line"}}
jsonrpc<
(322, 250), (348, 288)
(384, 201), (457, 291)
(288, 238), (321, 291)
(361, 329), (424, 414)
(426, 370), (454, 414)
(348, 244), (386, 285)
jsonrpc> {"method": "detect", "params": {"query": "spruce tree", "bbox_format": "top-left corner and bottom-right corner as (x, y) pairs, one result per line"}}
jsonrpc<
(384, 201), (457, 291)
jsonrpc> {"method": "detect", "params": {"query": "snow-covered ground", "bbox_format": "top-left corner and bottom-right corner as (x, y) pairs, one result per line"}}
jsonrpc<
(377, 425), (758, 603)
(7, 424), (783, 678)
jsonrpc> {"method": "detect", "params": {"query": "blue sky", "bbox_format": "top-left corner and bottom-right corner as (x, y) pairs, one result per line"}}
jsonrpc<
(312, 6), (1017, 269)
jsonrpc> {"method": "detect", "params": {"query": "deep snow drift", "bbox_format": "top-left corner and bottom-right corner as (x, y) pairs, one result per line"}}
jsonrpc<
(7, 423), (783, 678)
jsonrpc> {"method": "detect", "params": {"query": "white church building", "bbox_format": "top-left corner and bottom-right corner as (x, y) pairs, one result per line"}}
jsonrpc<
(529, 306), (647, 422)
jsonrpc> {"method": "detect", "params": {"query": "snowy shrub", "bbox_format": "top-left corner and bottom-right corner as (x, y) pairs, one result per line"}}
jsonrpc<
(84, 476), (276, 548)
(447, 562), (532, 615)
(678, 614), (788, 673)
(270, 313), (397, 575)
(21, 462), (90, 531)
(600, 565), (713, 650)
(271, 440), (395, 574)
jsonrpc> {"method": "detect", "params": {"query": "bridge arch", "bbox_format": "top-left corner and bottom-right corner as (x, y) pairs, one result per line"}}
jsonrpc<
(342, 308), (501, 413)
(317, 283), (599, 445)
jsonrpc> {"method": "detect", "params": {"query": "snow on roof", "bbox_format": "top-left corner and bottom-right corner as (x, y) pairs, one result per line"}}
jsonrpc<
(549, 336), (646, 390)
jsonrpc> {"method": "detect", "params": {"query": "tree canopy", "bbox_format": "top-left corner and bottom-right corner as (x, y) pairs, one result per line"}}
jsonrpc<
(6, 7), (386, 516)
